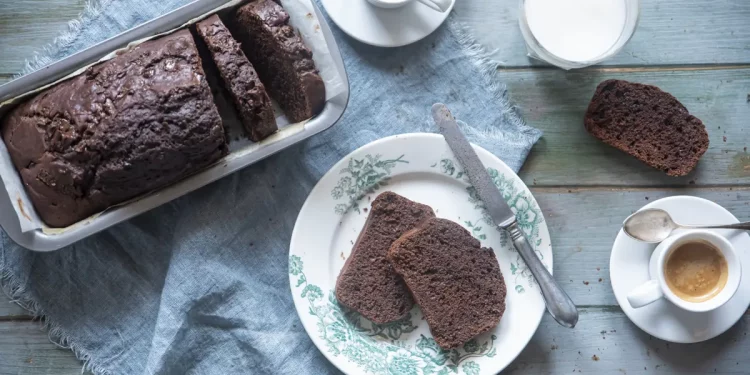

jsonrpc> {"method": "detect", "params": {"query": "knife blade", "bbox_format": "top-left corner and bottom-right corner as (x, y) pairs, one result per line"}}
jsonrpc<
(432, 103), (578, 328)
(432, 105), (517, 229)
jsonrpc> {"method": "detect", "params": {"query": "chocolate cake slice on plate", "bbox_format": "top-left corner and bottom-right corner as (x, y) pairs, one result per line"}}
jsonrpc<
(584, 79), (709, 177)
(388, 218), (507, 349)
(230, 0), (326, 123)
(335, 191), (435, 324)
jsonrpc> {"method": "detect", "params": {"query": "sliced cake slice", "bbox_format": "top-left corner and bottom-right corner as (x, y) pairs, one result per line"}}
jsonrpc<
(335, 192), (436, 324)
(195, 14), (277, 142)
(388, 218), (507, 349)
(584, 79), (709, 176)
(230, 0), (325, 123)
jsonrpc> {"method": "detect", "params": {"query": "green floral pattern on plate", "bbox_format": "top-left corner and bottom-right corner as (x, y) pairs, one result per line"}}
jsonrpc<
(434, 159), (547, 294)
(332, 154), (408, 214)
(290, 255), (496, 375)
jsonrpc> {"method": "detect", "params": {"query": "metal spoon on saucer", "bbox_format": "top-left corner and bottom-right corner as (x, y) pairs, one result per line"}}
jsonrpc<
(623, 208), (750, 243)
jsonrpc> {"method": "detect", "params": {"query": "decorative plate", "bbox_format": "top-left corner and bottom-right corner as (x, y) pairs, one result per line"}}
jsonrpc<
(289, 133), (552, 375)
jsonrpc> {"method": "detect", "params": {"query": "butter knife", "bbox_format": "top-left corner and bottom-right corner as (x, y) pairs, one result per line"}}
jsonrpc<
(432, 103), (578, 328)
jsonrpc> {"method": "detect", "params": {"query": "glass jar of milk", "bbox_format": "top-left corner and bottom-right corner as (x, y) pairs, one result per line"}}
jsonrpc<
(519, 0), (640, 69)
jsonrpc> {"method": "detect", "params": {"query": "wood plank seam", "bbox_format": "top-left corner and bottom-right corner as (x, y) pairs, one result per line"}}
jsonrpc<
(529, 186), (750, 192)
(496, 64), (750, 73)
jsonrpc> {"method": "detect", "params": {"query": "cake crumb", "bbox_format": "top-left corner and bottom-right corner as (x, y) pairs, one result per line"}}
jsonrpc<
(592, 355), (599, 361)
(583, 281), (590, 285)
(724, 136), (727, 142)
(340, 252), (345, 260)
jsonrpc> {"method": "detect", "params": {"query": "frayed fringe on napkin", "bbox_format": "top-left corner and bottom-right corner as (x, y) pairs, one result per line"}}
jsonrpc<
(19, 0), (115, 77)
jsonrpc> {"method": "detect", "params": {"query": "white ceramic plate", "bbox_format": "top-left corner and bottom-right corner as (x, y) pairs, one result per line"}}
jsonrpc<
(320, 0), (454, 47)
(610, 196), (750, 343)
(289, 133), (551, 375)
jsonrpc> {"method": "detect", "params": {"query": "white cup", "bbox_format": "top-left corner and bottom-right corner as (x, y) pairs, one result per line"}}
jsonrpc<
(367, 0), (452, 12)
(627, 230), (741, 313)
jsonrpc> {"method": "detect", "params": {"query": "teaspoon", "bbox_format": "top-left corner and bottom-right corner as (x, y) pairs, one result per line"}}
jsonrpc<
(623, 208), (750, 243)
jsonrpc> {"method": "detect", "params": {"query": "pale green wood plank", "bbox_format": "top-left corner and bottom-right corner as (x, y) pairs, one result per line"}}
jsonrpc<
(5, 188), (745, 314)
(454, 0), (750, 67)
(2, 310), (749, 375)
(0, 0), (85, 76)
(503, 67), (750, 186)
(0, 321), (87, 375)
(531, 187), (750, 306)
(508, 307), (750, 374)
(0, 300), (31, 319)
(0, 0), (749, 77)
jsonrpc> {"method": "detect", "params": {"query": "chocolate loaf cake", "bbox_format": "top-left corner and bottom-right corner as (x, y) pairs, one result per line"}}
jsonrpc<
(336, 192), (436, 324)
(195, 15), (277, 142)
(388, 218), (507, 349)
(584, 79), (709, 176)
(230, 0), (325, 123)
(1, 29), (226, 227)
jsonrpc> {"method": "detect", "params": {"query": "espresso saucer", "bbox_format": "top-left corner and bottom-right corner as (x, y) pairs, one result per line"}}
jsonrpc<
(610, 196), (750, 343)
(320, 0), (454, 47)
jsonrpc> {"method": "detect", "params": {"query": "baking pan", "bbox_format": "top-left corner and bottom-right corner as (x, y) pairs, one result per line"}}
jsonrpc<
(0, 0), (349, 251)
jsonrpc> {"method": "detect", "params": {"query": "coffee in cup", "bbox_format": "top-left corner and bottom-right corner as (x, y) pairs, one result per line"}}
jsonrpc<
(627, 230), (741, 313)
(664, 240), (728, 303)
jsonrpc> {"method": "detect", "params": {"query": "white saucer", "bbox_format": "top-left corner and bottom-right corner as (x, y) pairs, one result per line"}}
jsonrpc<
(320, 0), (454, 47)
(610, 196), (750, 343)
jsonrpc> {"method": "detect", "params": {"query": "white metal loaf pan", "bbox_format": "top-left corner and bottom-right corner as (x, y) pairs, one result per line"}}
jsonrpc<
(0, 0), (349, 251)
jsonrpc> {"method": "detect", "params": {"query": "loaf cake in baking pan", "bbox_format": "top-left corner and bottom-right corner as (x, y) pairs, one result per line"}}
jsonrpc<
(1, 29), (226, 227)
(0, 0), (329, 228)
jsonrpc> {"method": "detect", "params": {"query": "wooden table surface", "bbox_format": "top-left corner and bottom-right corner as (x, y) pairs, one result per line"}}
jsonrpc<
(1, 0), (749, 374)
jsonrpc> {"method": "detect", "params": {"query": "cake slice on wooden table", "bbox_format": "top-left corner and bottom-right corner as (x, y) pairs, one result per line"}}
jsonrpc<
(335, 192), (436, 324)
(388, 218), (507, 349)
(229, 0), (326, 123)
(195, 14), (277, 142)
(584, 79), (709, 177)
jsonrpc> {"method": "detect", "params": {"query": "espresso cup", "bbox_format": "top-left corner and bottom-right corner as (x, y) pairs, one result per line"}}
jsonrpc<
(627, 230), (741, 313)
(367, 0), (452, 12)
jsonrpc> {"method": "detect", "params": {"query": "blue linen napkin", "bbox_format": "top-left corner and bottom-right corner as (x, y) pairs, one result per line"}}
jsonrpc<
(0, 1), (542, 374)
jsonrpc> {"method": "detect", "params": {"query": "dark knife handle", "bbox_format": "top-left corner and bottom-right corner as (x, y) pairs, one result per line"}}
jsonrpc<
(507, 222), (579, 328)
